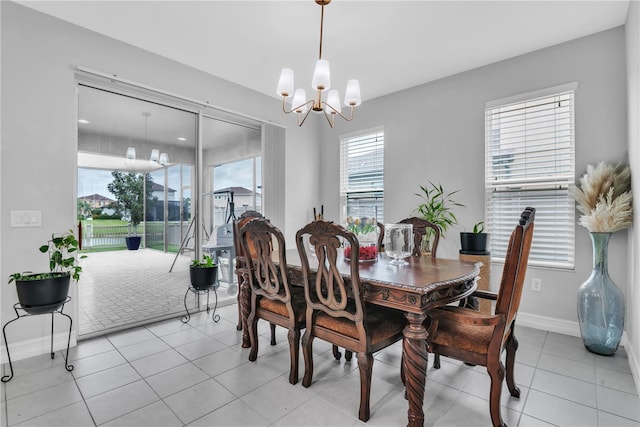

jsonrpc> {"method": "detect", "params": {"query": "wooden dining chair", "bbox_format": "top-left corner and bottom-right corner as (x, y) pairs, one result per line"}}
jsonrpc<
(233, 210), (265, 332)
(376, 221), (385, 252)
(295, 220), (406, 422)
(398, 217), (440, 257)
(239, 218), (306, 385)
(332, 221), (385, 363)
(425, 207), (535, 427)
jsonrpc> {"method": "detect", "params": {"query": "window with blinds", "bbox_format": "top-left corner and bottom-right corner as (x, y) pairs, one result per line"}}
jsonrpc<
(485, 85), (576, 269)
(340, 129), (384, 224)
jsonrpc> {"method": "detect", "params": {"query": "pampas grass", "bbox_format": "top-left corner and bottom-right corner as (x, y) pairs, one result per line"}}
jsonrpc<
(575, 162), (633, 233)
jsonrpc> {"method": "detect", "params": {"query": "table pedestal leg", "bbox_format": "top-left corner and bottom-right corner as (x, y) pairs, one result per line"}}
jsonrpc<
(402, 312), (428, 427)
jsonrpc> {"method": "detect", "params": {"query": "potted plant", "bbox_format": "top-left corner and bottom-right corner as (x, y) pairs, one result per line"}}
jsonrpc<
(460, 221), (489, 254)
(190, 255), (218, 290)
(107, 171), (153, 250)
(8, 229), (86, 314)
(413, 181), (464, 253)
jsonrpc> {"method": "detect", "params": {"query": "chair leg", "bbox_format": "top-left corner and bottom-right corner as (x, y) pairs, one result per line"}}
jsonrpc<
(301, 330), (314, 388)
(287, 328), (300, 385)
(357, 352), (374, 422)
(487, 362), (506, 427)
(331, 346), (353, 361)
(433, 353), (441, 369)
(270, 323), (277, 346)
(236, 290), (242, 330)
(332, 345), (342, 360)
(248, 312), (259, 362)
(505, 333), (521, 398)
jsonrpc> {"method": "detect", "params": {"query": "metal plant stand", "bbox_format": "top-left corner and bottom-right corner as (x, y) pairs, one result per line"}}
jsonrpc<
(180, 284), (220, 324)
(1, 297), (74, 382)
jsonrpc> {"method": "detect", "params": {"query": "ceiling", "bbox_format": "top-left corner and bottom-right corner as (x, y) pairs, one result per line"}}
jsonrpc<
(16, 1), (631, 102)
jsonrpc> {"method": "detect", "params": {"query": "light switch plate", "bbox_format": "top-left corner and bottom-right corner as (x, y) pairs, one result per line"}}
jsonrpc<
(11, 210), (42, 227)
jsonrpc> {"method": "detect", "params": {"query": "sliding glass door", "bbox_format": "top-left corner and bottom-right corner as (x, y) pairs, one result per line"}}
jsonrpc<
(77, 83), (198, 336)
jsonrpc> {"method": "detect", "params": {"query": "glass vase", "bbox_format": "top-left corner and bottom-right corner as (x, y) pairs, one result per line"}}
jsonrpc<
(344, 232), (378, 262)
(577, 232), (625, 356)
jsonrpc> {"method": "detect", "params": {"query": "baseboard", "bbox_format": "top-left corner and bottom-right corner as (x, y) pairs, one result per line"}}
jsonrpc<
(518, 311), (633, 347)
(1, 332), (77, 364)
(518, 311), (639, 395)
(517, 311), (581, 337)
(624, 338), (640, 396)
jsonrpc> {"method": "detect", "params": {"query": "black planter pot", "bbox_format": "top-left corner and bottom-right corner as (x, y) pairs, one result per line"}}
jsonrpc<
(125, 236), (141, 250)
(190, 266), (219, 290)
(460, 232), (489, 255)
(15, 273), (70, 314)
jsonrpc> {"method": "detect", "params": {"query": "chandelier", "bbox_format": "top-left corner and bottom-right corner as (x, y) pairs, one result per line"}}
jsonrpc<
(276, 0), (361, 128)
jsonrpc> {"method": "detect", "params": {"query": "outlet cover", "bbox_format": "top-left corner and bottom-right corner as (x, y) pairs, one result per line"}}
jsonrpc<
(531, 278), (542, 292)
(11, 210), (42, 227)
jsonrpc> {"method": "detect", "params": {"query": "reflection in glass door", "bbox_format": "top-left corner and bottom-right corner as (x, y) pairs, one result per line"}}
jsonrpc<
(77, 83), (198, 336)
(147, 168), (166, 251)
(212, 157), (262, 225)
(200, 115), (261, 297)
(145, 165), (192, 253)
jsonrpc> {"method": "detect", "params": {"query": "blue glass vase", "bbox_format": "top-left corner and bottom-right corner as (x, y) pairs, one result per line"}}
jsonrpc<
(577, 232), (625, 355)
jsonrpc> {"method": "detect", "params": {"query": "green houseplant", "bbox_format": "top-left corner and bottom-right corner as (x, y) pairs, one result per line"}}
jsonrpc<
(460, 221), (489, 254)
(190, 255), (218, 290)
(413, 181), (464, 253)
(8, 229), (86, 314)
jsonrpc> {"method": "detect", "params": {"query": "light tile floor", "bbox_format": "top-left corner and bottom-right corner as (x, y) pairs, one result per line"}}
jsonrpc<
(2, 304), (638, 427)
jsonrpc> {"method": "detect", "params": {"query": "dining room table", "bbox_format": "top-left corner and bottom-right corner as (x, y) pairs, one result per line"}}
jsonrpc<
(237, 248), (480, 427)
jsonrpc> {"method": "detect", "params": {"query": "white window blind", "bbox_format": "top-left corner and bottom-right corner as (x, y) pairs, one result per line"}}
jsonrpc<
(340, 129), (384, 224)
(485, 87), (575, 269)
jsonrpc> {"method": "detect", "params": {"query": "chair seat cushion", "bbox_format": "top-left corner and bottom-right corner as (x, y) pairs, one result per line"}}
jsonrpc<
(315, 304), (405, 345)
(258, 287), (306, 323)
(428, 307), (495, 355)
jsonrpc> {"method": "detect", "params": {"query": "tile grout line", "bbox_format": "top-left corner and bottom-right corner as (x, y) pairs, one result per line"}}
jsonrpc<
(515, 330), (545, 427)
(68, 362), (99, 427)
(99, 333), (181, 426)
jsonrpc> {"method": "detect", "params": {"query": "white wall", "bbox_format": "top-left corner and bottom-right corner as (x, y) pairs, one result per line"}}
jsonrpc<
(625, 0), (640, 394)
(319, 28), (629, 330)
(0, 2), (320, 350)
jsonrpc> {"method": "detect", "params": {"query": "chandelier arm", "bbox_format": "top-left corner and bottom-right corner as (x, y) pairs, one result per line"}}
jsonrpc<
(322, 109), (336, 128)
(297, 107), (314, 127)
(321, 101), (356, 122)
(282, 97), (315, 115)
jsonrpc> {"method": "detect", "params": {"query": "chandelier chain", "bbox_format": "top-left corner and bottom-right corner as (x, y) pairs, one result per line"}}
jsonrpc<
(318, 3), (325, 60)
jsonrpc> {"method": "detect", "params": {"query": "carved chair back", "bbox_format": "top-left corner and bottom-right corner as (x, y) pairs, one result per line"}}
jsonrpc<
(239, 218), (292, 306)
(233, 211), (264, 274)
(495, 207), (535, 339)
(398, 217), (441, 258)
(295, 220), (367, 339)
(376, 222), (385, 252)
